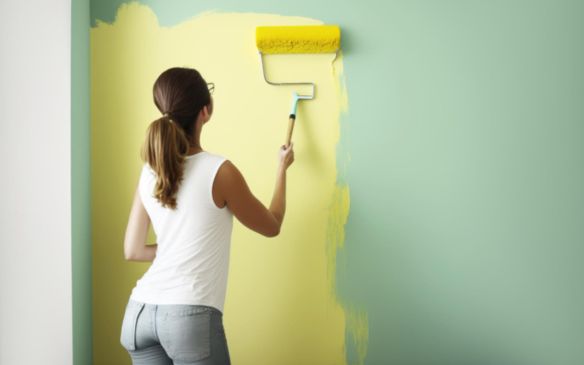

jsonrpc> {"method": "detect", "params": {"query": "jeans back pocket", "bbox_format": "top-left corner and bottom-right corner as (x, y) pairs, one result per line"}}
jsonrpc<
(119, 301), (145, 351)
(159, 307), (212, 362)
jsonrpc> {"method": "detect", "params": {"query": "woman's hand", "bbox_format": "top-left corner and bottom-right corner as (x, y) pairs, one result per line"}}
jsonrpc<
(279, 142), (295, 171)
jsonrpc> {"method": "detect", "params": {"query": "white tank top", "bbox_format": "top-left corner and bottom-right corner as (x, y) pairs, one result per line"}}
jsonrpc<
(129, 151), (233, 313)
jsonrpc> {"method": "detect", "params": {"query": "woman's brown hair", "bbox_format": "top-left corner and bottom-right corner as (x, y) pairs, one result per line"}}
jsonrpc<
(140, 67), (212, 209)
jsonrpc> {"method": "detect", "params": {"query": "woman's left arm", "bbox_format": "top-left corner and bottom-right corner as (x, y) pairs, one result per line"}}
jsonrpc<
(124, 184), (157, 262)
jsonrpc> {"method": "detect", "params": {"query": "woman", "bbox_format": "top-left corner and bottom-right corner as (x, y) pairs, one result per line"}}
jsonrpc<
(120, 67), (294, 365)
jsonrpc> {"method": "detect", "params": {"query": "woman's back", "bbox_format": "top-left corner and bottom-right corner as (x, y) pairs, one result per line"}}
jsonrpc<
(129, 151), (233, 313)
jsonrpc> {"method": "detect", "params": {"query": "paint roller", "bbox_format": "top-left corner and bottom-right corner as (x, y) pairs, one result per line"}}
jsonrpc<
(256, 25), (341, 146)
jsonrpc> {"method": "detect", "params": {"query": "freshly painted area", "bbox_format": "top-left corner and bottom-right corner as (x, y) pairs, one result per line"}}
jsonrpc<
(91, 3), (352, 364)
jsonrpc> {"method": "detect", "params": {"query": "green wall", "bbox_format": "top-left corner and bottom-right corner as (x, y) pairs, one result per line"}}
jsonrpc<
(72, 0), (92, 364)
(84, 1), (584, 364)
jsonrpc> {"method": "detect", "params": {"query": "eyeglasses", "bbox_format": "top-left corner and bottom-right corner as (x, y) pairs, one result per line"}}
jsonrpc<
(207, 82), (215, 95)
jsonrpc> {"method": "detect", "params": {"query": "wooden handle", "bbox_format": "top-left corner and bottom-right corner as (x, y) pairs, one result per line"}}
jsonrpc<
(285, 116), (295, 147)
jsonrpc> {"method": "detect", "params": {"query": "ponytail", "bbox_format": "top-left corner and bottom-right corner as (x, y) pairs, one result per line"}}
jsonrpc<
(140, 115), (190, 210)
(142, 66), (212, 209)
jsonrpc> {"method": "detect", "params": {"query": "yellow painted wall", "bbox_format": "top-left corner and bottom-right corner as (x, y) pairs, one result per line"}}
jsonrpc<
(91, 3), (351, 364)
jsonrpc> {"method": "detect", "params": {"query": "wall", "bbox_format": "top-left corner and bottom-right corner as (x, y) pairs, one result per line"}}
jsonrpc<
(88, 1), (584, 365)
(0, 0), (75, 364)
(90, 4), (349, 365)
(72, 0), (93, 364)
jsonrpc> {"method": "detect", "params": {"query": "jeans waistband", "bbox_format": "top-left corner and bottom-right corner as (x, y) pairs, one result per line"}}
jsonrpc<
(128, 299), (222, 316)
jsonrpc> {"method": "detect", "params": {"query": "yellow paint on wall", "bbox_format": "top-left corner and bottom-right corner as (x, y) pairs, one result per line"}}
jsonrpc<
(326, 184), (350, 293)
(346, 305), (369, 365)
(91, 3), (355, 364)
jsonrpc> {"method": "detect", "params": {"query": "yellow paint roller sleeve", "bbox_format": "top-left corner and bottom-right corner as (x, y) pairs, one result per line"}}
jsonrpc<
(256, 25), (341, 54)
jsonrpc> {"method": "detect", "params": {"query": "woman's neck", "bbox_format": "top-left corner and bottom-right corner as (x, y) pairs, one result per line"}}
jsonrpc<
(188, 123), (203, 155)
(188, 145), (203, 155)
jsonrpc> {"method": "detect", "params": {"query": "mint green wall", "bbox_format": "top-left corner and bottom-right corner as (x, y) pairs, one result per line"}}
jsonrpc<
(72, 0), (92, 364)
(87, 1), (584, 364)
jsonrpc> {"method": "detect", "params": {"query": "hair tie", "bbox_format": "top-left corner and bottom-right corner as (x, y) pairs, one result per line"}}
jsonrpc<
(162, 112), (175, 124)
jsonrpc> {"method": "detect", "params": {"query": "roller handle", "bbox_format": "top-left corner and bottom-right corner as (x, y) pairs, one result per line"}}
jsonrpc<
(285, 114), (296, 147)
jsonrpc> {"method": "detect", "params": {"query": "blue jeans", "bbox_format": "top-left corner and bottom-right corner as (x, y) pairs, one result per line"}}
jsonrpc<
(120, 299), (231, 365)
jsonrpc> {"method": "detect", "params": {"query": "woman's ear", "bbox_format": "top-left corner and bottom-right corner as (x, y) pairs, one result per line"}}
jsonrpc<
(202, 105), (210, 122)
(207, 97), (214, 116)
(203, 102), (213, 122)
(196, 106), (209, 125)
